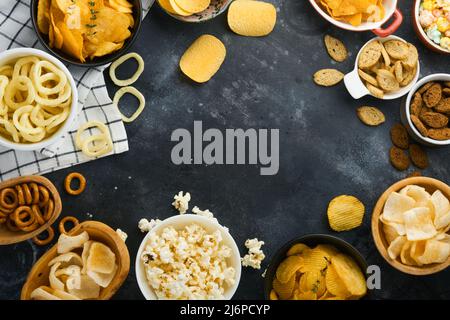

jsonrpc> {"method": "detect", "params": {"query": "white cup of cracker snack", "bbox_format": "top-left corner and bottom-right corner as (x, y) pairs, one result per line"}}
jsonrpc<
(309, 0), (402, 36)
(344, 36), (420, 100)
(401, 74), (450, 147)
(135, 214), (242, 300)
(0, 48), (78, 151)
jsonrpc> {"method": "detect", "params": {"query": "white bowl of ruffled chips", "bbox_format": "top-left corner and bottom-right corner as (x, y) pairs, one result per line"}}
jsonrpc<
(372, 177), (450, 275)
(0, 48), (78, 151)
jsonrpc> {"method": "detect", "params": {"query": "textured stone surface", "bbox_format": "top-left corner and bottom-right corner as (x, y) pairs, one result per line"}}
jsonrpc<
(1, 1), (450, 300)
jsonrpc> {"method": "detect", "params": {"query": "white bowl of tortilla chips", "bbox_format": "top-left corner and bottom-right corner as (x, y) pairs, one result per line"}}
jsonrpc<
(372, 177), (450, 275)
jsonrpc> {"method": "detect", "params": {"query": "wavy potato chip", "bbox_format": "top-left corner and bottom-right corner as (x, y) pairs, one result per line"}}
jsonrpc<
(269, 289), (278, 300)
(327, 195), (365, 232)
(325, 264), (350, 298)
(286, 243), (310, 256)
(228, 0), (276, 37)
(299, 270), (326, 297)
(299, 247), (330, 272)
(272, 274), (296, 299)
(180, 35), (226, 83)
(331, 254), (367, 298)
(275, 255), (303, 283)
(37, 0), (51, 34)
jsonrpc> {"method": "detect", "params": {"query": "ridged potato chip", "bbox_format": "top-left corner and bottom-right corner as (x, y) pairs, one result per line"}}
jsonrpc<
(325, 264), (350, 298)
(37, 0), (51, 34)
(327, 195), (365, 232)
(286, 243), (310, 256)
(228, 0), (277, 37)
(331, 254), (367, 298)
(299, 247), (330, 273)
(275, 255), (303, 283)
(272, 274), (296, 300)
(299, 270), (326, 297)
(269, 289), (278, 300)
(180, 35), (226, 83)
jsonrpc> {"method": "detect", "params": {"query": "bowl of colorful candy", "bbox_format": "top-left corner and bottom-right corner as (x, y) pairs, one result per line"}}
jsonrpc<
(413, 0), (450, 55)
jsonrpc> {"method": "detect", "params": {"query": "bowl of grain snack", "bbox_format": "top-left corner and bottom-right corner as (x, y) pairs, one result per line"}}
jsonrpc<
(401, 74), (450, 146)
(135, 214), (241, 300)
(0, 48), (78, 151)
(344, 35), (420, 100)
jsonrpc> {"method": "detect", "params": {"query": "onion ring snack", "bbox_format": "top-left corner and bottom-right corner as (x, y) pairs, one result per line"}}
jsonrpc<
(113, 86), (146, 123)
(109, 52), (144, 87)
(58, 216), (80, 235)
(75, 121), (113, 158)
(64, 173), (86, 196)
(0, 56), (72, 144)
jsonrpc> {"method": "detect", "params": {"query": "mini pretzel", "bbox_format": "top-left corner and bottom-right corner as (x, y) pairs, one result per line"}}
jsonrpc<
(43, 199), (54, 221)
(29, 183), (40, 204)
(20, 221), (39, 232)
(32, 226), (54, 246)
(23, 184), (34, 205)
(38, 185), (50, 206)
(0, 188), (18, 210)
(64, 172), (86, 195)
(11, 206), (35, 228)
(59, 216), (80, 234)
(15, 185), (25, 205)
(32, 204), (45, 225)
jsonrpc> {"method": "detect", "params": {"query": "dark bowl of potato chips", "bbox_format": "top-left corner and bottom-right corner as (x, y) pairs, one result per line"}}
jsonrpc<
(31, 0), (142, 67)
(264, 234), (369, 300)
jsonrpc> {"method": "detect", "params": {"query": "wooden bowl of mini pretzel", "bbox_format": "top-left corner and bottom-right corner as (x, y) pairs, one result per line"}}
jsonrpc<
(21, 220), (130, 300)
(0, 175), (61, 245)
(372, 177), (450, 275)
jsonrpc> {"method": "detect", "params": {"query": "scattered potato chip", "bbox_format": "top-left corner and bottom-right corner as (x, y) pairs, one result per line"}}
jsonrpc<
(179, 34), (226, 83)
(228, 0), (277, 37)
(327, 195), (365, 232)
(313, 69), (344, 87)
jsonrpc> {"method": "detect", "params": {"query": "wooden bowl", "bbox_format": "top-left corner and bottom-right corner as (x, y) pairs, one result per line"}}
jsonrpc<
(372, 177), (450, 275)
(20, 221), (130, 300)
(0, 175), (62, 245)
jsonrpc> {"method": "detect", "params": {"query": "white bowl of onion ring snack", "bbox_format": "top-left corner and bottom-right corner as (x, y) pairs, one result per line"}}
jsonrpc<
(0, 48), (77, 151)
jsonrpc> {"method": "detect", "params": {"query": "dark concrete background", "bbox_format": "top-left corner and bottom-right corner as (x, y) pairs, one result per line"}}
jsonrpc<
(1, 0), (450, 300)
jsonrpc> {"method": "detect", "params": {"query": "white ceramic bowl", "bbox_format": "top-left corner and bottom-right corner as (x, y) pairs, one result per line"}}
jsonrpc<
(308, 0), (401, 36)
(344, 35), (420, 100)
(401, 73), (450, 147)
(135, 214), (242, 300)
(0, 48), (78, 151)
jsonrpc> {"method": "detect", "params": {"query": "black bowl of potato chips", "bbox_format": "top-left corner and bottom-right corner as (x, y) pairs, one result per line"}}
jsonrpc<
(31, 0), (142, 67)
(264, 234), (368, 300)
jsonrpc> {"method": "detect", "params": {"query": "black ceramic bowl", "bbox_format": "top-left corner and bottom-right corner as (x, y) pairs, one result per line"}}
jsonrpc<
(30, 0), (142, 67)
(263, 234), (368, 300)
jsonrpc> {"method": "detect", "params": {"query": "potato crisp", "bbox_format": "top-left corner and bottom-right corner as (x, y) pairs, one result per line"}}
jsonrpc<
(318, 0), (385, 26)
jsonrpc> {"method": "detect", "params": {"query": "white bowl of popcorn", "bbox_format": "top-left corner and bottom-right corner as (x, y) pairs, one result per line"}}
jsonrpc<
(135, 214), (241, 300)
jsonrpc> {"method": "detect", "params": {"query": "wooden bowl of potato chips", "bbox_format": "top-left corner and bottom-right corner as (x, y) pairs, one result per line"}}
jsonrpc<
(264, 234), (368, 300)
(372, 177), (450, 275)
(31, 0), (143, 67)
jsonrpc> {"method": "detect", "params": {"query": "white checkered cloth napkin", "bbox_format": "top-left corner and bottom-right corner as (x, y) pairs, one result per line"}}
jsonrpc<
(0, 0), (154, 182)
